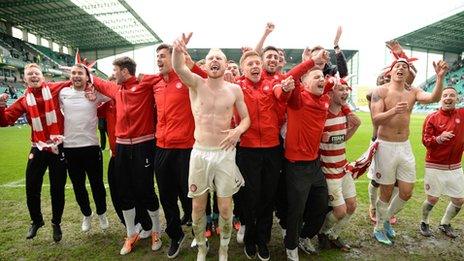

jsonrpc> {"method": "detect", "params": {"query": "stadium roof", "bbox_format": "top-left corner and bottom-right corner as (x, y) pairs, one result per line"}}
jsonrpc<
(0, 0), (162, 54)
(188, 48), (359, 70)
(394, 10), (464, 54)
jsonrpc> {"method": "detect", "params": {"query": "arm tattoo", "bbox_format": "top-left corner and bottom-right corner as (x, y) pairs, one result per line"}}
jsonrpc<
(371, 93), (381, 102)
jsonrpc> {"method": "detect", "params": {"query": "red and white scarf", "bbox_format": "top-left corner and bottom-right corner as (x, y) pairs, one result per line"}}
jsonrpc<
(345, 141), (379, 179)
(25, 85), (63, 154)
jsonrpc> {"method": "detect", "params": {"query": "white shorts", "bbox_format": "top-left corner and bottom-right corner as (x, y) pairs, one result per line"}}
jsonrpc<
(188, 144), (244, 198)
(367, 161), (375, 180)
(326, 174), (357, 207)
(373, 139), (416, 185)
(424, 168), (464, 198)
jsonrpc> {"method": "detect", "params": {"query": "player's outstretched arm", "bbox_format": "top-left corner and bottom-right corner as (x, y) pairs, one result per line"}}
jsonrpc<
(416, 60), (448, 104)
(172, 33), (202, 90)
(254, 22), (275, 55)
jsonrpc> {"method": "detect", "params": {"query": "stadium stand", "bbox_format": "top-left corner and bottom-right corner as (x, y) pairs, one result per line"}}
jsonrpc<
(188, 48), (359, 76)
(0, 0), (162, 112)
(394, 10), (464, 112)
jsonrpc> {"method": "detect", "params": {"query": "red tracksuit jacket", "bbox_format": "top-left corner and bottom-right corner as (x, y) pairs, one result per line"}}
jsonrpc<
(422, 108), (464, 170)
(262, 59), (317, 127)
(236, 77), (290, 148)
(93, 76), (159, 144)
(144, 65), (206, 149)
(97, 100), (116, 156)
(285, 82), (330, 161)
(152, 71), (195, 149)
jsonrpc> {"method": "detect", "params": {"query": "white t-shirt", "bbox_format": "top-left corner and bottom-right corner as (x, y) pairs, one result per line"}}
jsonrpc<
(59, 86), (110, 148)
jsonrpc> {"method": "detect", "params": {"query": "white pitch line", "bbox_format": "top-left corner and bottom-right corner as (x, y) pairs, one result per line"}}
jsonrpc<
(1, 178), (25, 188)
(0, 182), (110, 189)
(355, 178), (424, 184)
(0, 179), (425, 188)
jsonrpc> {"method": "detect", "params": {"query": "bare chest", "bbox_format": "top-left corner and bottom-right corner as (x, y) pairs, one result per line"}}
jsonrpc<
(384, 90), (416, 110)
(195, 87), (235, 113)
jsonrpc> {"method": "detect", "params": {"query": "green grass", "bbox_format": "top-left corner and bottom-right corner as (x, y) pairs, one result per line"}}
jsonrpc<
(1, 112), (463, 260)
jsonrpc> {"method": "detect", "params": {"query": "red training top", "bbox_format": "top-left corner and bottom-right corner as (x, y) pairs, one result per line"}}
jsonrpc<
(422, 108), (464, 170)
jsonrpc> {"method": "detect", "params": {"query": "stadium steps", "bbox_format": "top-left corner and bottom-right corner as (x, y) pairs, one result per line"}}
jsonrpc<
(415, 63), (464, 112)
(24, 43), (61, 68)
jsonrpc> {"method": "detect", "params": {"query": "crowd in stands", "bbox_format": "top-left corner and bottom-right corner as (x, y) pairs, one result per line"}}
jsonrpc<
(415, 58), (463, 113)
(0, 33), (74, 70)
(0, 33), (81, 110)
(423, 58), (464, 93)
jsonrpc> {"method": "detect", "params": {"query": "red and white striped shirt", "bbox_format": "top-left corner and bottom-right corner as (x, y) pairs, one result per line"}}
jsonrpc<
(320, 110), (348, 179)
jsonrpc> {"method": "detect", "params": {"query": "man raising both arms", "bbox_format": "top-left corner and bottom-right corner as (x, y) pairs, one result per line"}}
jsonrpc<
(370, 58), (448, 245)
(172, 33), (250, 261)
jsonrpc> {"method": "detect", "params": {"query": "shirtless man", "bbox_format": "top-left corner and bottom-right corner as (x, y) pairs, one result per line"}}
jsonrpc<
(172, 34), (250, 261)
(366, 40), (418, 224)
(366, 74), (397, 224)
(370, 58), (448, 245)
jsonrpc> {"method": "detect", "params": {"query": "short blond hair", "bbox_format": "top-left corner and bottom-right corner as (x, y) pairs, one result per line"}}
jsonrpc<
(206, 48), (226, 60)
(240, 50), (261, 66)
(24, 63), (42, 71)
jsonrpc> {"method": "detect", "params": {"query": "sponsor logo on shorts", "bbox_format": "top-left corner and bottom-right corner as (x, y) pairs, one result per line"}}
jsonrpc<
(376, 172), (381, 179)
(456, 118), (461, 124)
(425, 184), (430, 191)
(190, 184), (197, 192)
(235, 178), (242, 188)
(329, 195), (334, 201)
(176, 82), (183, 89)
(28, 153), (34, 160)
(131, 87), (136, 92)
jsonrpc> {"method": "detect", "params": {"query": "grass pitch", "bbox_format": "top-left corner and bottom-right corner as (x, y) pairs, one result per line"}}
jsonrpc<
(0, 112), (463, 260)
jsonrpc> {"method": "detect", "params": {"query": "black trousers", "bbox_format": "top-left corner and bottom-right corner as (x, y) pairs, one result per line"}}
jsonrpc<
(115, 140), (159, 212)
(108, 156), (152, 230)
(284, 159), (328, 250)
(275, 142), (287, 229)
(25, 146), (67, 225)
(233, 189), (243, 223)
(237, 146), (282, 247)
(64, 146), (106, 216)
(98, 118), (107, 150)
(154, 147), (191, 240)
